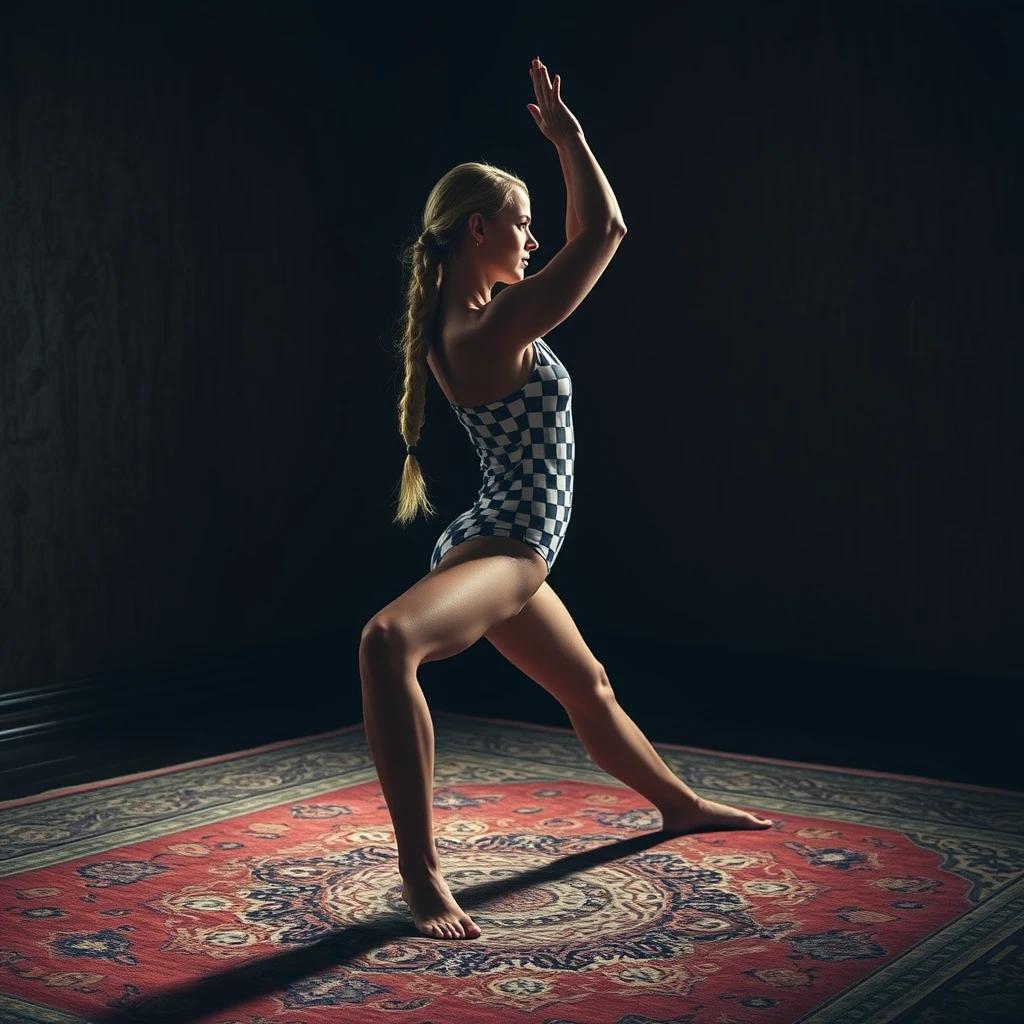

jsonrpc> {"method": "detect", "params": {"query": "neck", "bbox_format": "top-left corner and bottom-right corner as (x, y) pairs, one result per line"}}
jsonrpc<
(439, 254), (492, 313)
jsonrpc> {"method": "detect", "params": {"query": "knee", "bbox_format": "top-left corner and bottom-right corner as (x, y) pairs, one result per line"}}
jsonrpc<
(593, 662), (616, 702)
(566, 662), (616, 712)
(359, 615), (412, 663)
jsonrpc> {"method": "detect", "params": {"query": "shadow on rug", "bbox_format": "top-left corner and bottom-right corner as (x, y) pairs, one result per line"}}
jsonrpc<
(1, 711), (1021, 1023)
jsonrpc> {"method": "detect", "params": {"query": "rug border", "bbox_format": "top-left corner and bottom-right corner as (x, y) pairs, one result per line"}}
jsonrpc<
(432, 710), (1023, 795)
(0, 722), (366, 810)
(2, 709), (1018, 814)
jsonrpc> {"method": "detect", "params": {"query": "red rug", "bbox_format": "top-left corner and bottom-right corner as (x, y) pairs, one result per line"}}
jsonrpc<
(1, 712), (1021, 1023)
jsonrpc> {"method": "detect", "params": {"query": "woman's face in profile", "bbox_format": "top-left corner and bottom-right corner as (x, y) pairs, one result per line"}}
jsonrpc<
(483, 188), (539, 284)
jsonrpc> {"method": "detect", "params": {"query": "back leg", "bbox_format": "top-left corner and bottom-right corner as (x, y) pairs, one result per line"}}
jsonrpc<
(484, 580), (775, 834)
(359, 538), (546, 939)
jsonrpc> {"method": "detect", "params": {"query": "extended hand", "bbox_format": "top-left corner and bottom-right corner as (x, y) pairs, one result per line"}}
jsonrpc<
(526, 57), (583, 145)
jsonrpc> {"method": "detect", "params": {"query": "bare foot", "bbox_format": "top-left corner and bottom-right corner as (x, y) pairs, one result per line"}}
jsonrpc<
(658, 796), (774, 835)
(400, 868), (482, 940)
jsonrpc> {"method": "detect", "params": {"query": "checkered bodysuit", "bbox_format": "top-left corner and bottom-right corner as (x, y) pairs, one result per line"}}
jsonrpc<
(429, 337), (574, 577)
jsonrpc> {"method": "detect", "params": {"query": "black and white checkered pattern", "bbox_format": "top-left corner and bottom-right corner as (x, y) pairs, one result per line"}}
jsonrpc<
(430, 337), (574, 576)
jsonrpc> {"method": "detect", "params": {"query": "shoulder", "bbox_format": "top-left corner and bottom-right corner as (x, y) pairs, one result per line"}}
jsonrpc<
(425, 309), (479, 405)
(430, 306), (533, 408)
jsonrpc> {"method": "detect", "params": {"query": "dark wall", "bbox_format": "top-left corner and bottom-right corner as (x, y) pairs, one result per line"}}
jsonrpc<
(1, 2), (1020, 702)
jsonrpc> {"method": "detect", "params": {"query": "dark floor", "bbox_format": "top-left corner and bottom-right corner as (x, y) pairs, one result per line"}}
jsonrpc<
(1, 693), (1018, 803)
(2, 634), (1019, 802)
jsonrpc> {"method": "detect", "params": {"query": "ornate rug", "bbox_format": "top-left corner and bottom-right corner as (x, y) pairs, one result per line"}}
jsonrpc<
(0, 712), (1021, 1024)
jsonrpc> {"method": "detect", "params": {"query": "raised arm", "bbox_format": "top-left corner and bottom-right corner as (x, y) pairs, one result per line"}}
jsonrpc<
(557, 143), (582, 242)
(469, 57), (627, 358)
(528, 57), (625, 233)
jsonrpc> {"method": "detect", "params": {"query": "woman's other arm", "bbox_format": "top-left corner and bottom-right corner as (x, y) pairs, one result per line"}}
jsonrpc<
(557, 144), (582, 242)
(529, 57), (625, 239)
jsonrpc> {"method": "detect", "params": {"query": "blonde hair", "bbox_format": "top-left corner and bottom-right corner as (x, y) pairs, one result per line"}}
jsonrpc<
(392, 160), (528, 526)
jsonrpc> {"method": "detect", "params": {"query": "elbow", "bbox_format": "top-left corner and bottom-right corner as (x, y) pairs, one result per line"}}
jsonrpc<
(583, 219), (628, 237)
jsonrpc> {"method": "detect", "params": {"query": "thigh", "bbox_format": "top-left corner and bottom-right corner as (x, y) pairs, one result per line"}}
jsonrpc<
(362, 538), (548, 668)
(483, 580), (609, 711)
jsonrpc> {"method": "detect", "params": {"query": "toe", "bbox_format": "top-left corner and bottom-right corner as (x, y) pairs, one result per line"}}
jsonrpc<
(462, 918), (481, 938)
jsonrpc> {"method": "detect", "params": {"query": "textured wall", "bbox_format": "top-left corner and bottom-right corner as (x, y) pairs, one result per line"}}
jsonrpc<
(1, 3), (1020, 699)
(0, 15), (356, 691)
(567, 2), (1023, 678)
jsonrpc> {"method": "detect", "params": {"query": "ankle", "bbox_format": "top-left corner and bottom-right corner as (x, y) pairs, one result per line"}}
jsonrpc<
(399, 854), (442, 879)
(655, 792), (704, 815)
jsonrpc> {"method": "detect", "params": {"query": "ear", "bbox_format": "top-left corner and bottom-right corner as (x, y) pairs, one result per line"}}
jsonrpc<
(467, 211), (486, 245)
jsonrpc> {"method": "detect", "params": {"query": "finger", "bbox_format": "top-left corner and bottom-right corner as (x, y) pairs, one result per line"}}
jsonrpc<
(531, 67), (550, 112)
(531, 61), (552, 96)
(530, 67), (544, 106)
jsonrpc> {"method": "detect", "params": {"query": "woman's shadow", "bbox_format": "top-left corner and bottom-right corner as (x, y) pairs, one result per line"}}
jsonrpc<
(84, 831), (683, 1024)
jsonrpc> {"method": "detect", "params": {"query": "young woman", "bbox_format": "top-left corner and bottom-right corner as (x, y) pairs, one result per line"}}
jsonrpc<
(360, 56), (772, 942)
